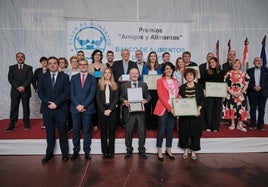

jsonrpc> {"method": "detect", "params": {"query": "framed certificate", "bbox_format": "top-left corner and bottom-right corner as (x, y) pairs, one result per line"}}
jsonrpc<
(129, 102), (145, 112)
(172, 98), (198, 116)
(127, 87), (143, 102)
(205, 82), (227, 98)
(143, 75), (162, 90)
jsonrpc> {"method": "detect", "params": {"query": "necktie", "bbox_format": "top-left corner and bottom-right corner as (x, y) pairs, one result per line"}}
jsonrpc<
(18, 64), (23, 76)
(133, 83), (137, 87)
(81, 73), (85, 88)
(51, 74), (55, 89)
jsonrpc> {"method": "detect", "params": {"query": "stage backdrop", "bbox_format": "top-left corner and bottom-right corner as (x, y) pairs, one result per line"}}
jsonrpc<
(66, 20), (189, 63)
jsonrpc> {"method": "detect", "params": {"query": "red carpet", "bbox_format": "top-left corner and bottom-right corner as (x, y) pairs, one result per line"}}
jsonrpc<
(0, 119), (267, 140)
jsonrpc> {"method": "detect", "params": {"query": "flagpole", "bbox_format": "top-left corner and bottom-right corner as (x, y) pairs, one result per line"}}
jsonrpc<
(261, 35), (267, 67)
(242, 37), (249, 70)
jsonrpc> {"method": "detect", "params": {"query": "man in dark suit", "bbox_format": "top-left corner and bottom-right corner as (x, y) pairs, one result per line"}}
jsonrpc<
(6, 52), (33, 132)
(120, 68), (151, 159)
(112, 49), (138, 127)
(38, 56), (70, 163)
(222, 50), (236, 74)
(247, 57), (268, 130)
(112, 49), (138, 83)
(70, 58), (96, 161)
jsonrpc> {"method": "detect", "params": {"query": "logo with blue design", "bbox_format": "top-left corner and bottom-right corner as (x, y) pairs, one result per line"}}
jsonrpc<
(69, 22), (111, 60)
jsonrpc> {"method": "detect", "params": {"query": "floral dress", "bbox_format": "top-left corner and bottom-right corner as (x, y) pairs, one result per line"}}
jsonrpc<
(222, 70), (250, 121)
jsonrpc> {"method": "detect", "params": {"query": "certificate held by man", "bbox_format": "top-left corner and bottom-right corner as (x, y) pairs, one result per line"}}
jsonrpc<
(172, 98), (198, 116)
(127, 87), (144, 112)
(143, 75), (162, 90)
(205, 82), (227, 98)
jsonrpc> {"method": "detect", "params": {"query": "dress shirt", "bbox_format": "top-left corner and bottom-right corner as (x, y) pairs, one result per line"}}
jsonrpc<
(254, 67), (261, 87)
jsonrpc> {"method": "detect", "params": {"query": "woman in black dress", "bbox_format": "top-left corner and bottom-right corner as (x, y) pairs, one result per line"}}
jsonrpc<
(179, 68), (204, 160)
(202, 57), (224, 132)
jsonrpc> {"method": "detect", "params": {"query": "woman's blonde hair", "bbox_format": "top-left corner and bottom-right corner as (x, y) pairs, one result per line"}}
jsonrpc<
(98, 68), (118, 91)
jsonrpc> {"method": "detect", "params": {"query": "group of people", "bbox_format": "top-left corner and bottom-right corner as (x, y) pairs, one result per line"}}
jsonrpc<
(5, 48), (268, 163)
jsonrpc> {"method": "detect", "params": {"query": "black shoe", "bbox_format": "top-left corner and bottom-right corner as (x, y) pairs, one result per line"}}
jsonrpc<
(85, 153), (91, 160)
(5, 126), (15, 133)
(108, 153), (114, 159)
(62, 155), (69, 161)
(165, 150), (175, 160)
(42, 155), (54, 163)
(139, 152), (147, 159)
(157, 153), (164, 161)
(71, 153), (79, 161)
(124, 152), (132, 159)
(102, 154), (109, 159)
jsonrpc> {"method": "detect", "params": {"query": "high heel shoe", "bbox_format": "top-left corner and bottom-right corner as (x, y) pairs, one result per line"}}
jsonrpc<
(165, 150), (175, 160)
(183, 149), (188, 159)
(157, 152), (164, 161)
(191, 152), (197, 160)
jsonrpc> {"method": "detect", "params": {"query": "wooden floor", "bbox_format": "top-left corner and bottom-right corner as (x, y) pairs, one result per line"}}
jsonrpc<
(1, 153), (268, 187)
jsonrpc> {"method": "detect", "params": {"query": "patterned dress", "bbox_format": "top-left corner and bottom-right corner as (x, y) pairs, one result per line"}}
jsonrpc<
(222, 70), (250, 121)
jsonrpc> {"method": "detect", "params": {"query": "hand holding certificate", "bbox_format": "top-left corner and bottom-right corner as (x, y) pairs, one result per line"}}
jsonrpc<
(143, 75), (162, 90)
(172, 98), (198, 116)
(205, 82), (227, 98)
(127, 87), (144, 112)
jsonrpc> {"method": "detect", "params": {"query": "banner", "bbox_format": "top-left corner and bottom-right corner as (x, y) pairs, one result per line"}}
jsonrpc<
(66, 20), (189, 63)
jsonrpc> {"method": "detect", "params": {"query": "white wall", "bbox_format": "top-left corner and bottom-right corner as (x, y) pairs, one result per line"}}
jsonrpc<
(0, 0), (268, 119)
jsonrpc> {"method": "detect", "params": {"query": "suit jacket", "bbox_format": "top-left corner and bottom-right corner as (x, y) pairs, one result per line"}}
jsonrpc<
(32, 67), (49, 91)
(199, 63), (207, 79)
(70, 73), (97, 114)
(112, 60), (138, 82)
(222, 62), (232, 74)
(153, 77), (179, 116)
(120, 81), (152, 110)
(38, 71), (70, 114)
(247, 66), (268, 97)
(96, 84), (119, 113)
(8, 64), (33, 97)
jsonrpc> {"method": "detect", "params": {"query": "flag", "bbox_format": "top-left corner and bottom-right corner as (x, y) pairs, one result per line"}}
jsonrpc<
(242, 38), (249, 70)
(261, 35), (267, 67)
(227, 39), (231, 52)
(226, 39), (231, 62)
(216, 40), (219, 60)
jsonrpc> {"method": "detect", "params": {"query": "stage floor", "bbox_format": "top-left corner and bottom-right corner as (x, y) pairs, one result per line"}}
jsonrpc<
(1, 153), (268, 187)
(1, 119), (268, 155)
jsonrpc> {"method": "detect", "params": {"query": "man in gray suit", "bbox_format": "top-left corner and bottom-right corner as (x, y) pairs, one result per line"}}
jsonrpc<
(120, 68), (151, 159)
(6, 52), (33, 132)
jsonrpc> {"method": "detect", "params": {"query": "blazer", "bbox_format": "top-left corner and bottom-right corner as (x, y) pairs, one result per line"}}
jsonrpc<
(222, 62), (232, 74)
(96, 84), (119, 113)
(70, 73), (97, 114)
(153, 77), (179, 116)
(38, 71), (70, 114)
(8, 64), (33, 97)
(112, 60), (138, 82)
(179, 82), (204, 107)
(32, 67), (49, 91)
(247, 66), (268, 97)
(141, 64), (162, 81)
(120, 81), (152, 106)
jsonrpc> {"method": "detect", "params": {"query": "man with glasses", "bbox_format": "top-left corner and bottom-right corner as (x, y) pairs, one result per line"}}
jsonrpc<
(69, 59), (97, 161)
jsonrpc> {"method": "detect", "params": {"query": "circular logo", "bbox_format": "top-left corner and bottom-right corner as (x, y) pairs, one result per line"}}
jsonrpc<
(73, 26), (107, 60)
